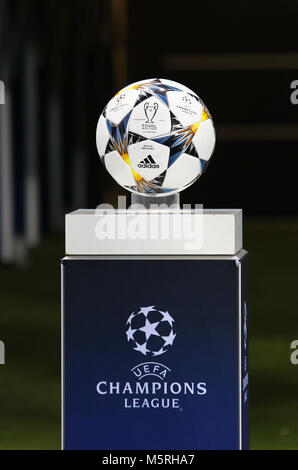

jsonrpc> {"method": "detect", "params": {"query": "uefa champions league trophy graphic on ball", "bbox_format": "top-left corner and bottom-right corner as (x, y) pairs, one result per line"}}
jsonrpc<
(96, 78), (216, 206)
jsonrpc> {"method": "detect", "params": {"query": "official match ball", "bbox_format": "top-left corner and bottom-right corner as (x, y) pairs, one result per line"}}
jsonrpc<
(96, 78), (215, 196)
(126, 306), (176, 357)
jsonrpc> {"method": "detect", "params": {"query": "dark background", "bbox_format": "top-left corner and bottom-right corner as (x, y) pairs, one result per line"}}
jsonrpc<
(0, 0), (297, 450)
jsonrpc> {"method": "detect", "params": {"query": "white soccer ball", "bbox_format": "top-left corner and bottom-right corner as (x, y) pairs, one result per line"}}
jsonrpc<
(96, 78), (215, 196)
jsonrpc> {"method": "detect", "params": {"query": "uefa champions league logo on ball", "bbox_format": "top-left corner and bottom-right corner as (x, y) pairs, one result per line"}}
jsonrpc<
(126, 306), (176, 357)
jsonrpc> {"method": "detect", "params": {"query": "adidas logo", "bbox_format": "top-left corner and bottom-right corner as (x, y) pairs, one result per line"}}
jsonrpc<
(138, 155), (159, 169)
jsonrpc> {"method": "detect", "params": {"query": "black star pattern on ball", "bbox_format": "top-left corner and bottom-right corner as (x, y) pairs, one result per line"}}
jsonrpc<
(126, 306), (176, 357)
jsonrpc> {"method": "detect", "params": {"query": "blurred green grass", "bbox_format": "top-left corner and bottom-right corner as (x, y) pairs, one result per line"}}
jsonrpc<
(244, 218), (298, 449)
(0, 218), (297, 449)
(0, 237), (62, 450)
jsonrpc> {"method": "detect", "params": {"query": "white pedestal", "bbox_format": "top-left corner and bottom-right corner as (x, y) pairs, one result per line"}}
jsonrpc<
(65, 208), (242, 256)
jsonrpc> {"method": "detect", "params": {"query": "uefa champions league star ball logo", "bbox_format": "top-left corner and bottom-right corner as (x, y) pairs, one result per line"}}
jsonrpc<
(126, 306), (176, 357)
(116, 93), (126, 103)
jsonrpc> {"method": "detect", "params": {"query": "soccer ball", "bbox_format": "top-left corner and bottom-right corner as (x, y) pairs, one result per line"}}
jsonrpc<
(96, 78), (215, 196)
(126, 306), (176, 357)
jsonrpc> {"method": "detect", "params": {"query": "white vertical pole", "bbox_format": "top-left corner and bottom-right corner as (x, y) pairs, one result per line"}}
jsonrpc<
(72, 60), (87, 209)
(24, 43), (40, 246)
(0, 84), (15, 262)
(48, 91), (64, 231)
